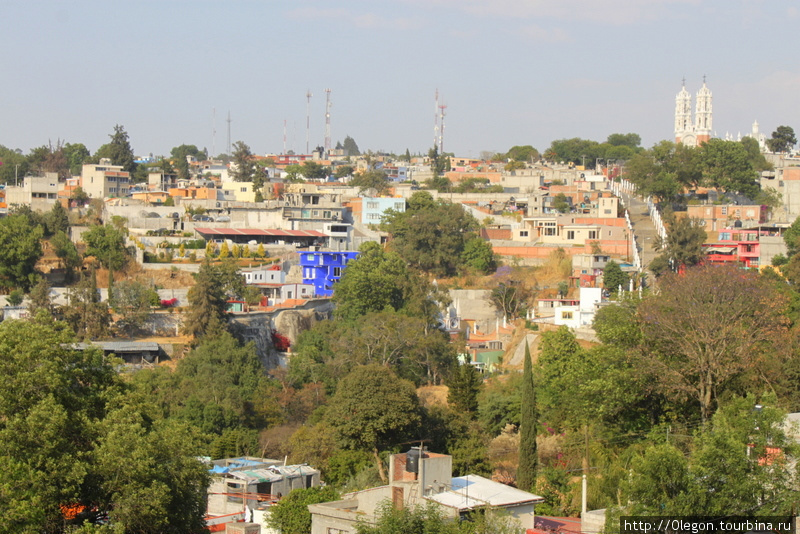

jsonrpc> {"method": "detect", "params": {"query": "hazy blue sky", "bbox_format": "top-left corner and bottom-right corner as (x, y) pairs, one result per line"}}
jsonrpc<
(1, 0), (798, 159)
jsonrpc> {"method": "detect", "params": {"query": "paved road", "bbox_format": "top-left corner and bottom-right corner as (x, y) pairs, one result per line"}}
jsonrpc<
(618, 190), (661, 273)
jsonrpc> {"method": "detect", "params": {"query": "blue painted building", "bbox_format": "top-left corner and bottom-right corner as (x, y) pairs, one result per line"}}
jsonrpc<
(361, 196), (406, 225)
(298, 251), (360, 297)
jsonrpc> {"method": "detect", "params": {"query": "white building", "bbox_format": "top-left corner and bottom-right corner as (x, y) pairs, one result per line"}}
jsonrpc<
(553, 287), (604, 328)
(4, 173), (59, 211)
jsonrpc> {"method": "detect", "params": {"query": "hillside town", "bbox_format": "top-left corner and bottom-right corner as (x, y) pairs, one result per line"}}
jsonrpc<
(5, 64), (800, 534)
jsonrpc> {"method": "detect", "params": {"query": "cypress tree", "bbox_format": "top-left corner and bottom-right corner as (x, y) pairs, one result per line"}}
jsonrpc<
(517, 341), (538, 491)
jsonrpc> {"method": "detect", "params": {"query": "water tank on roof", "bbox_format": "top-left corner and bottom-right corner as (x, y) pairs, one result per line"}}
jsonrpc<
(405, 447), (427, 474)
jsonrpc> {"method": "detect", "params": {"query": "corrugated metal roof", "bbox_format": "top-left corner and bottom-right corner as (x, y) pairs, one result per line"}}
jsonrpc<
(195, 228), (326, 238)
(74, 342), (160, 353)
(427, 475), (543, 511)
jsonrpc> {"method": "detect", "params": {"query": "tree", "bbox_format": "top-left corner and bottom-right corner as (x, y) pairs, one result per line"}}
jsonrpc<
(461, 237), (495, 274)
(331, 242), (409, 322)
(170, 144), (204, 180)
(52, 230), (82, 282)
(506, 145), (539, 162)
(97, 124), (136, 174)
(63, 142), (90, 175)
(637, 264), (790, 422)
(652, 215), (707, 275)
(551, 193), (570, 213)
(0, 213), (43, 291)
(83, 224), (128, 271)
(269, 486), (340, 534)
(517, 343), (537, 492)
(28, 277), (53, 316)
(334, 165), (355, 179)
(428, 145), (449, 177)
(0, 314), (120, 531)
(44, 201), (69, 236)
(698, 139), (760, 198)
(767, 125), (797, 153)
(183, 260), (232, 340)
(607, 133), (641, 148)
(447, 364), (482, 415)
(300, 160), (329, 180)
(504, 160), (526, 171)
(351, 169), (391, 195)
(110, 280), (156, 334)
(325, 365), (422, 482)
(381, 191), (479, 276)
(92, 398), (210, 533)
(230, 140), (256, 182)
(342, 135), (360, 156)
(602, 260), (628, 293)
(61, 268), (111, 340)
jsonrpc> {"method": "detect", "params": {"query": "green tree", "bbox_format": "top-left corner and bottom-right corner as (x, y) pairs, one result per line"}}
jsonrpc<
(652, 215), (707, 275)
(0, 213), (43, 291)
(61, 268), (111, 340)
(110, 280), (156, 334)
(767, 125), (797, 153)
(698, 138), (761, 198)
(504, 160), (526, 172)
(183, 260), (231, 340)
(506, 145), (539, 162)
(461, 237), (495, 274)
(230, 140), (256, 182)
(334, 164), (355, 179)
(284, 164), (303, 182)
(551, 193), (570, 213)
(83, 224), (128, 271)
(602, 260), (629, 293)
(342, 135), (360, 156)
(44, 201), (69, 236)
(447, 364), (483, 415)
(269, 486), (340, 534)
(170, 144), (204, 180)
(96, 124), (137, 174)
(63, 142), (91, 175)
(0, 314), (120, 532)
(428, 145), (449, 177)
(52, 230), (82, 282)
(325, 364), (422, 482)
(93, 397), (210, 533)
(28, 277), (53, 316)
(351, 169), (390, 195)
(517, 343), (538, 492)
(301, 160), (329, 179)
(331, 242), (409, 322)
(607, 133), (641, 148)
(381, 191), (479, 276)
(637, 264), (790, 422)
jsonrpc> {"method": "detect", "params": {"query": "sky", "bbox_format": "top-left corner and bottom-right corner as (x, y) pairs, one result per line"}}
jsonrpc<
(1, 0), (799, 160)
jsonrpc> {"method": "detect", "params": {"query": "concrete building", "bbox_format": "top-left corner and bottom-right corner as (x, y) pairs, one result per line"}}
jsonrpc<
(207, 457), (320, 521)
(81, 160), (131, 198)
(298, 250), (359, 297)
(308, 449), (543, 534)
(4, 173), (59, 211)
(553, 287), (604, 328)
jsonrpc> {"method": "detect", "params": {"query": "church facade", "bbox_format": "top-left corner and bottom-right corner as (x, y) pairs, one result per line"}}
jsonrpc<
(674, 80), (713, 147)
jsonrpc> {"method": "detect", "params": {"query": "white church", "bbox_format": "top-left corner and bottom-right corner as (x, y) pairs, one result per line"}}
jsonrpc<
(674, 79), (767, 149)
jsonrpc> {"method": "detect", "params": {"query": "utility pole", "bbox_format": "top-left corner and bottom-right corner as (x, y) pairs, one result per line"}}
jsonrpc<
(306, 90), (312, 154)
(324, 89), (332, 155)
(226, 111), (232, 156)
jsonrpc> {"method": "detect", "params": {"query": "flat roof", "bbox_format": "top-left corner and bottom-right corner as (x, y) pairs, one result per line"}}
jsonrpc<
(195, 228), (326, 238)
(427, 475), (543, 511)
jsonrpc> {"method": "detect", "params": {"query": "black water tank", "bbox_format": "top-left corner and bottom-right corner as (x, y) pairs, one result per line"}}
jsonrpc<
(405, 448), (427, 474)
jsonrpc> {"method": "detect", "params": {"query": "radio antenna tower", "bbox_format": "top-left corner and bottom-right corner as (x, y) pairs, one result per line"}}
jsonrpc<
(226, 110), (232, 155)
(324, 88), (332, 154)
(305, 90), (312, 154)
(438, 98), (447, 153)
(434, 89), (439, 148)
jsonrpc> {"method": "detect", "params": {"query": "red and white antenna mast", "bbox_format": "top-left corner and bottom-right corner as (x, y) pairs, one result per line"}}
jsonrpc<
(434, 89), (440, 148)
(305, 90), (312, 154)
(438, 99), (447, 153)
(324, 88), (332, 154)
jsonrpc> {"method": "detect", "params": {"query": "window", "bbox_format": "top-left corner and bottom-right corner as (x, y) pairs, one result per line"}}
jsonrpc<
(604, 209), (612, 214)
(567, 230), (575, 240)
(520, 230), (529, 237)
(588, 231), (597, 239)
(394, 202), (405, 209)
(333, 267), (342, 277)
(544, 228), (556, 236)
(562, 311), (573, 320)
(721, 206), (728, 215)
(367, 201), (378, 209)
(241, 187), (247, 192)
